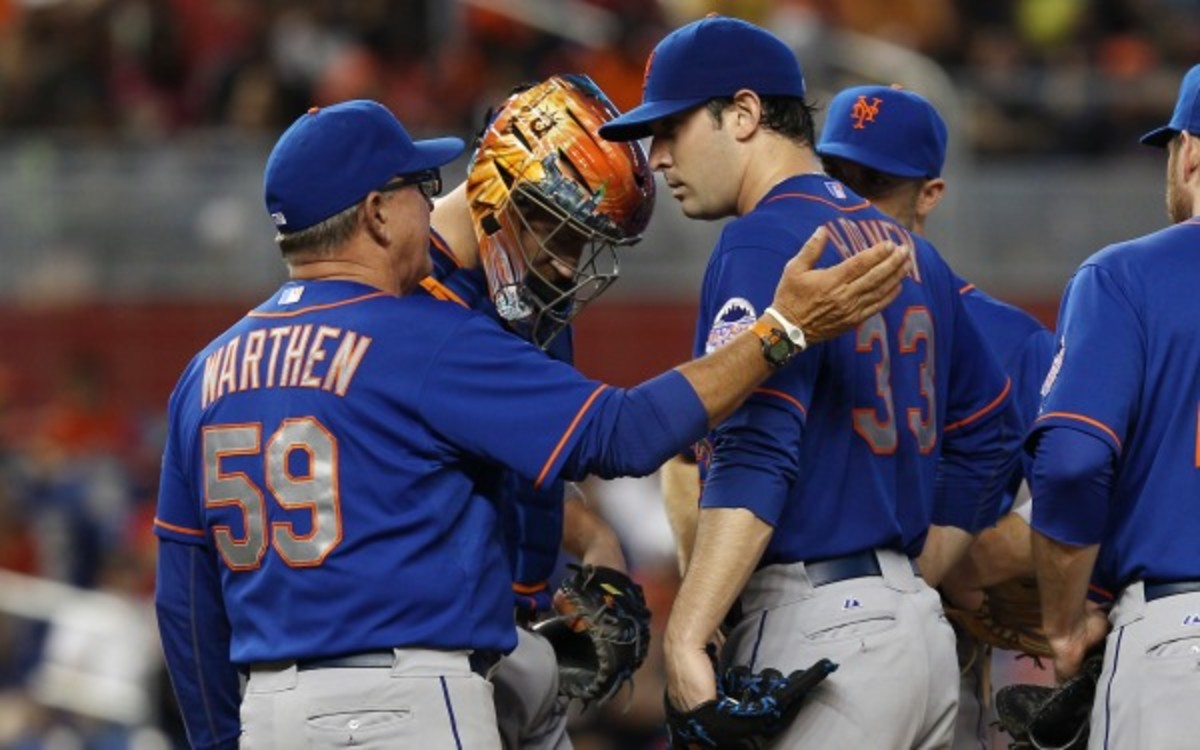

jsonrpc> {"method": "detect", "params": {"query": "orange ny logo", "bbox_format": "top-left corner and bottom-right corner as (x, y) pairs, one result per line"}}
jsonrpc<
(851, 96), (883, 129)
(641, 49), (657, 93)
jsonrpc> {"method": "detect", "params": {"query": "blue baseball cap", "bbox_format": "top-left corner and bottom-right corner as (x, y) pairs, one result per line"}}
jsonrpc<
(598, 15), (805, 142)
(264, 100), (464, 232)
(1141, 64), (1200, 148)
(816, 85), (947, 178)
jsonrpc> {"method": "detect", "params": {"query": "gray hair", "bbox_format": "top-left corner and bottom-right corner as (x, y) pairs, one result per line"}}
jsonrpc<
(276, 201), (361, 259)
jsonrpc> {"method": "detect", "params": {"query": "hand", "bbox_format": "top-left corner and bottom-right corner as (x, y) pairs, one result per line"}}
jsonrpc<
(664, 638), (718, 712)
(1048, 602), (1108, 682)
(770, 227), (911, 345)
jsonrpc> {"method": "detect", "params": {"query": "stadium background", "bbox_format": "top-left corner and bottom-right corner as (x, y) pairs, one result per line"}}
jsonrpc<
(0, 0), (1194, 747)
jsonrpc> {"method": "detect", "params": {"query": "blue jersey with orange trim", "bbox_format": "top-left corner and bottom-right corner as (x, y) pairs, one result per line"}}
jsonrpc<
(1030, 218), (1200, 587)
(153, 279), (699, 664)
(425, 229), (569, 610)
(694, 175), (1015, 564)
(958, 281), (1055, 515)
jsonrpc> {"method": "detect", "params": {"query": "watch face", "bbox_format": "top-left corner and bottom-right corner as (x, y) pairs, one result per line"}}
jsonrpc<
(761, 329), (796, 367)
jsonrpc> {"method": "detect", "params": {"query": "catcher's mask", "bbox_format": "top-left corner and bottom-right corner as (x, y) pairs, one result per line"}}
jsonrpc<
(467, 74), (655, 347)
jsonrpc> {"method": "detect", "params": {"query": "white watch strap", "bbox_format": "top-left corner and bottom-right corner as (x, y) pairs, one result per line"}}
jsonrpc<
(764, 306), (807, 351)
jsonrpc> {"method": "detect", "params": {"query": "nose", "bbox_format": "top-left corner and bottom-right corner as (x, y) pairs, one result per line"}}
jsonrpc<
(648, 136), (671, 171)
(549, 257), (577, 281)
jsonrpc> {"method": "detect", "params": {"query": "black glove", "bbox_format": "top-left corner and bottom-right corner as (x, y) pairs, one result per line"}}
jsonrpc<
(664, 659), (837, 749)
(532, 564), (652, 705)
(995, 649), (1104, 750)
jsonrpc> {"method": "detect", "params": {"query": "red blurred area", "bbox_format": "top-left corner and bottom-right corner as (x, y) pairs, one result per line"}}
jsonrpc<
(0, 298), (1057, 412)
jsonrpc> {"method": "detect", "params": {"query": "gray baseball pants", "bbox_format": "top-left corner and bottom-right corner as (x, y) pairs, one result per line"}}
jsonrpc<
(240, 648), (500, 749)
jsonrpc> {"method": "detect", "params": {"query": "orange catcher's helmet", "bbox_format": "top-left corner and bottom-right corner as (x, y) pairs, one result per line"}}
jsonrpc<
(467, 74), (655, 347)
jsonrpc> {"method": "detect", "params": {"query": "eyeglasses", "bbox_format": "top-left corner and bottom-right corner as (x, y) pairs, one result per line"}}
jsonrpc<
(380, 168), (443, 199)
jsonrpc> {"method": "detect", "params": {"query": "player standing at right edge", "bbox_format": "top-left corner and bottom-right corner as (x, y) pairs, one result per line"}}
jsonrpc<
(1028, 63), (1200, 748)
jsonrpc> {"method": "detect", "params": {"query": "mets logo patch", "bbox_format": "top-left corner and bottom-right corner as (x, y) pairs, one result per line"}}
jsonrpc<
(705, 297), (757, 354)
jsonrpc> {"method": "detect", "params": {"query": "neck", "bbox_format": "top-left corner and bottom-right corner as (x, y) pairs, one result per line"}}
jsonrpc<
(287, 235), (421, 297)
(736, 137), (824, 216)
(430, 183), (480, 268)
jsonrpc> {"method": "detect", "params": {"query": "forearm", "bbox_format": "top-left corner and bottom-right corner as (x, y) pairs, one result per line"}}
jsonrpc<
(968, 512), (1035, 587)
(560, 489), (627, 571)
(676, 330), (774, 429)
(1032, 533), (1100, 642)
(660, 454), (701, 575)
(666, 508), (772, 661)
(916, 524), (975, 587)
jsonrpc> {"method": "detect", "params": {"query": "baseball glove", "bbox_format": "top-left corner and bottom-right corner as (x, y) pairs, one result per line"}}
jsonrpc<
(665, 659), (838, 749)
(995, 650), (1103, 750)
(945, 576), (1053, 658)
(532, 564), (651, 705)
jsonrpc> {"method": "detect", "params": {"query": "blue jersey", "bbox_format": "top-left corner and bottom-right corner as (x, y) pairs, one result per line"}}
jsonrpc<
(694, 175), (1014, 564)
(426, 230), (568, 609)
(1030, 218), (1200, 587)
(958, 281), (1056, 514)
(154, 278), (705, 664)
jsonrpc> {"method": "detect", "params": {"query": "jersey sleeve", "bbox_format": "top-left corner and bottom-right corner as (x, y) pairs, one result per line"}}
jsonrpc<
(694, 242), (818, 525)
(419, 314), (707, 488)
(1029, 264), (1142, 455)
(418, 315), (609, 485)
(935, 292), (1020, 531)
(153, 387), (208, 546)
(155, 539), (241, 750)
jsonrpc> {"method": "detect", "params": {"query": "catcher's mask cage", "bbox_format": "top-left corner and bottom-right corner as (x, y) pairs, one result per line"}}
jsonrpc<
(467, 74), (655, 348)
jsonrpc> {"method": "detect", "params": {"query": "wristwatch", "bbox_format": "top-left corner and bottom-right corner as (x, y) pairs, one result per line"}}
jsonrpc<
(751, 306), (807, 368)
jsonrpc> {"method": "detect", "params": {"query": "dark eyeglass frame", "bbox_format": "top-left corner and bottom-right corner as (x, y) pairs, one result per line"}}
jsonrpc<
(379, 168), (443, 199)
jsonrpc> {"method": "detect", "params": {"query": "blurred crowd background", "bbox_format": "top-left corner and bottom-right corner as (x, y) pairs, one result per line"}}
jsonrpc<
(0, 1), (1196, 748)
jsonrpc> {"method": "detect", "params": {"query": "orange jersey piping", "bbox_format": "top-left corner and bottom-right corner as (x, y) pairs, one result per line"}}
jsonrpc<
(753, 387), (808, 417)
(945, 377), (1011, 433)
(535, 384), (609, 490)
(1034, 411), (1122, 452)
(248, 291), (389, 319)
(154, 517), (207, 537)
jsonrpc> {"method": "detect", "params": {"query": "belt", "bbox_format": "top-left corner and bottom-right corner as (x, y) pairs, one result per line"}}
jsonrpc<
(1143, 580), (1200, 602)
(804, 549), (920, 587)
(294, 650), (501, 678)
(805, 550), (883, 586)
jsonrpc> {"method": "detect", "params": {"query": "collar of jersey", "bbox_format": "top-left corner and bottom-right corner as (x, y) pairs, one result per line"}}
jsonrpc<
(254, 279), (387, 315)
(755, 172), (871, 213)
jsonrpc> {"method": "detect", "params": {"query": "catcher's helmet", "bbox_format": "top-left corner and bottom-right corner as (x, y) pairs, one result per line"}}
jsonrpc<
(467, 74), (655, 347)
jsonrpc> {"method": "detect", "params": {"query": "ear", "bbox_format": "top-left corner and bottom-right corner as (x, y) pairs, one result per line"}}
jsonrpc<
(1182, 132), (1200, 184)
(916, 178), (946, 216)
(729, 89), (763, 141)
(362, 192), (391, 246)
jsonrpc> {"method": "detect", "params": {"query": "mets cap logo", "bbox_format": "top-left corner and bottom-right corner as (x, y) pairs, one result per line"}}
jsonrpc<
(641, 48), (657, 95)
(851, 95), (883, 130)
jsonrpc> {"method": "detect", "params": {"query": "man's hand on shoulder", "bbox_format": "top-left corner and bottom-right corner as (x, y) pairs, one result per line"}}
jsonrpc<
(771, 227), (911, 345)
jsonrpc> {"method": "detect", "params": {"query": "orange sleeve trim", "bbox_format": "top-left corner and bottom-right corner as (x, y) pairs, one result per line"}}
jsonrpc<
(154, 518), (207, 537)
(513, 581), (548, 595)
(958, 282), (976, 295)
(430, 231), (463, 268)
(1034, 411), (1123, 452)
(1088, 582), (1114, 602)
(419, 277), (468, 307)
(945, 377), (1011, 433)
(535, 384), (609, 490)
(248, 291), (389, 318)
(765, 192), (872, 213)
(753, 387), (808, 417)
